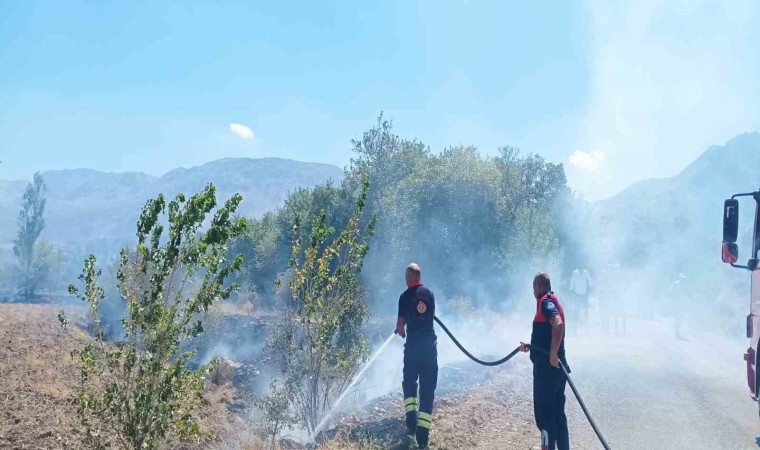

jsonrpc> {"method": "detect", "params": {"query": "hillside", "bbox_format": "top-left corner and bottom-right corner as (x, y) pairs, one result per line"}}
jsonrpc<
(0, 158), (344, 247)
(596, 132), (760, 219)
(589, 132), (760, 305)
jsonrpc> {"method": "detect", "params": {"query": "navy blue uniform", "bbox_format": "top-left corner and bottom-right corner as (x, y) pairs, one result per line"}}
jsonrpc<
(530, 292), (570, 450)
(398, 283), (438, 447)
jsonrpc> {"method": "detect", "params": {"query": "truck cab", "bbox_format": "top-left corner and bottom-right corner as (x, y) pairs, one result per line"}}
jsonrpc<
(722, 190), (760, 405)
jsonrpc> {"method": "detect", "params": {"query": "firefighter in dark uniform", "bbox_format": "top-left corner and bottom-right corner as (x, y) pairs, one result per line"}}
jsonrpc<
(395, 263), (438, 449)
(521, 272), (570, 450)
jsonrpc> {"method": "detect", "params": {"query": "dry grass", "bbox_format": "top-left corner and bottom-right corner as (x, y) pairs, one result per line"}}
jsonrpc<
(0, 303), (544, 450)
(315, 364), (542, 450)
(0, 303), (254, 450)
(215, 300), (257, 317)
(0, 303), (86, 449)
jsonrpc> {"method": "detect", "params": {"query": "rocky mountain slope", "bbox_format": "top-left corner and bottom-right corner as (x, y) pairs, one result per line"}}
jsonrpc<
(0, 158), (343, 247)
(591, 132), (760, 275)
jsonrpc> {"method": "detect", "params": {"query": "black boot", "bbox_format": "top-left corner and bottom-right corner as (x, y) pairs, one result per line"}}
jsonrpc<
(416, 427), (429, 449)
(405, 411), (417, 435)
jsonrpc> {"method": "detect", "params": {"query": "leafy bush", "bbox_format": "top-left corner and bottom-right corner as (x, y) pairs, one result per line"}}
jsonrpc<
(60, 184), (246, 449)
(265, 180), (376, 437)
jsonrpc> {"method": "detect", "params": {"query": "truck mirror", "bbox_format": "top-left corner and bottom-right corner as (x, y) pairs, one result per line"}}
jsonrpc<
(724, 199), (739, 243)
(722, 242), (739, 264)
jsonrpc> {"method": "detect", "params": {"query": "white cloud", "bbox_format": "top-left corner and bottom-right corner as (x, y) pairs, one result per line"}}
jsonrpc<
(229, 123), (254, 140)
(569, 150), (606, 173)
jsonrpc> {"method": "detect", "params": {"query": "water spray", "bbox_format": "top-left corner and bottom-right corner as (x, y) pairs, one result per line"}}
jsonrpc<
(311, 318), (611, 450)
(311, 332), (396, 439)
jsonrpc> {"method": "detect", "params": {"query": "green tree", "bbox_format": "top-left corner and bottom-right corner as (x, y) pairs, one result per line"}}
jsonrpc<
(237, 115), (571, 311)
(228, 211), (281, 303)
(351, 129), (569, 304)
(233, 181), (359, 308)
(13, 172), (51, 298)
(267, 180), (376, 436)
(252, 380), (298, 448)
(60, 184), (247, 449)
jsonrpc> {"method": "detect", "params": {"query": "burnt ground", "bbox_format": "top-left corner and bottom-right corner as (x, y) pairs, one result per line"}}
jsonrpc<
(319, 317), (760, 450)
(3, 302), (760, 450)
(316, 363), (540, 450)
(0, 302), (554, 450)
(315, 358), (597, 450)
(0, 303), (247, 450)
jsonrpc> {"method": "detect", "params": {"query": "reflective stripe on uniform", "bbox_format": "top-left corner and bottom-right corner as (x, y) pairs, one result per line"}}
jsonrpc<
(404, 397), (417, 412)
(417, 411), (432, 429)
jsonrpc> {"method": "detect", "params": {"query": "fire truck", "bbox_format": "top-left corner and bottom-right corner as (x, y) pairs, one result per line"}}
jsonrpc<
(722, 189), (760, 409)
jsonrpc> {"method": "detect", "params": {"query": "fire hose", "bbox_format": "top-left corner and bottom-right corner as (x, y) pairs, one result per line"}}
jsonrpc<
(433, 316), (612, 450)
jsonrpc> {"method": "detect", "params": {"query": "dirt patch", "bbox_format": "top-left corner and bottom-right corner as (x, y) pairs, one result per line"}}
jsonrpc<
(0, 303), (86, 449)
(0, 303), (250, 450)
(318, 362), (543, 449)
(0, 303), (594, 450)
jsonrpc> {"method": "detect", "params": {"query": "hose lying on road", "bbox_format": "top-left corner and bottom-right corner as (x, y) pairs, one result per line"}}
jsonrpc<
(433, 316), (612, 450)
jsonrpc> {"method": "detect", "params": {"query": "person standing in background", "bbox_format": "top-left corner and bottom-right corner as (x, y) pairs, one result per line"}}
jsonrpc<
(600, 264), (628, 335)
(569, 265), (592, 329)
(668, 273), (688, 341)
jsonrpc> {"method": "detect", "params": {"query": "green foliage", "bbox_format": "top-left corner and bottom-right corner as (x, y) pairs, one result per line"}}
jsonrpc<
(231, 182), (358, 307)
(13, 172), (58, 298)
(252, 380), (298, 449)
(235, 114), (571, 309)
(60, 184), (247, 450)
(266, 180), (376, 436)
(349, 117), (570, 304)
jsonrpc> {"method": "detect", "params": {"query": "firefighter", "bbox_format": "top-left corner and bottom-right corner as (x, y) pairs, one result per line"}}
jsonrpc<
(395, 263), (438, 449)
(521, 272), (570, 450)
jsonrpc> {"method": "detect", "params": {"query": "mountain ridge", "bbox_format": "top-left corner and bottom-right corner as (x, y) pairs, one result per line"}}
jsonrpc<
(591, 131), (760, 278)
(0, 156), (341, 184)
(0, 157), (344, 247)
(597, 132), (760, 210)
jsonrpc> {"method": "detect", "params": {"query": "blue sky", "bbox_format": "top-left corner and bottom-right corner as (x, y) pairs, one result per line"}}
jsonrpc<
(2, 1), (759, 199)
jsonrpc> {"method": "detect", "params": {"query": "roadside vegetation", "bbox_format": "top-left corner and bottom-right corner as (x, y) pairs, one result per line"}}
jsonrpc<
(59, 185), (246, 449)
(5, 115), (577, 449)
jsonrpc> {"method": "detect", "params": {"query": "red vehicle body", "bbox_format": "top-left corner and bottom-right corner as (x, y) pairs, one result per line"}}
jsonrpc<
(722, 189), (760, 407)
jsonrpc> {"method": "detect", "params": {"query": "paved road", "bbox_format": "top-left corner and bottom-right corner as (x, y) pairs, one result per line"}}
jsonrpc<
(566, 322), (759, 450)
(347, 314), (760, 449)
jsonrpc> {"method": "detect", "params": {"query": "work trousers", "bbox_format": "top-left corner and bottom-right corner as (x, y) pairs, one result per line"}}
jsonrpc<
(533, 362), (569, 450)
(575, 293), (589, 327)
(402, 344), (438, 446)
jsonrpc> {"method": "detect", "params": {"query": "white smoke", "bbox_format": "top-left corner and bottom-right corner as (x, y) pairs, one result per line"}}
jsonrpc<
(570, 0), (760, 200)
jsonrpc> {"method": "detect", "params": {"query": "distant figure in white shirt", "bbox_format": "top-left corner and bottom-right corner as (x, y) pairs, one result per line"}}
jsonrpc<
(569, 266), (592, 328)
(668, 273), (688, 341)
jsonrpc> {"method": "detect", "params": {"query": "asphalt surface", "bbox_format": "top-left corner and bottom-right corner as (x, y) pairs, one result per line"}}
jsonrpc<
(331, 312), (760, 449)
(565, 322), (760, 450)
